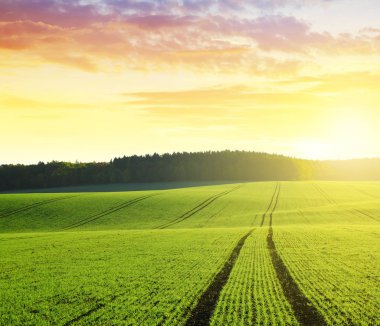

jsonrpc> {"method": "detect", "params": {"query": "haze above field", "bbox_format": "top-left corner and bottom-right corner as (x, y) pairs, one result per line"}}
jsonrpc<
(1, 0), (380, 163)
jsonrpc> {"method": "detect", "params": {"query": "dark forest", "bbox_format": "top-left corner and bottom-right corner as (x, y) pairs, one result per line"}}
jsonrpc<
(1, 151), (379, 191)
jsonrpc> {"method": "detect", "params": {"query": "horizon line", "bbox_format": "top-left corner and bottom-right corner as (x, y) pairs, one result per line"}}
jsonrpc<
(2, 149), (379, 166)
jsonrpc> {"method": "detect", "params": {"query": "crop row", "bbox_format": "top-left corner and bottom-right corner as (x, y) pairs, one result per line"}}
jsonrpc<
(210, 228), (297, 325)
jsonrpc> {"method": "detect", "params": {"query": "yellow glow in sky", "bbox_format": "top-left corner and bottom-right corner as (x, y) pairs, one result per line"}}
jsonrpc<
(0, 1), (379, 163)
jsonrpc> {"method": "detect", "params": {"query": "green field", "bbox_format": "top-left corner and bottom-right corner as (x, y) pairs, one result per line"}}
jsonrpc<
(0, 182), (379, 325)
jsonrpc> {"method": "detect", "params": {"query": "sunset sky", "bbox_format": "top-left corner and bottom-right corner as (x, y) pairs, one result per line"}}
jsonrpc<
(1, 0), (379, 164)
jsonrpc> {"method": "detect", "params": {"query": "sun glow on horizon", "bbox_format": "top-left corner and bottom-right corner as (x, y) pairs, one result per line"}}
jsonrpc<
(0, 0), (379, 164)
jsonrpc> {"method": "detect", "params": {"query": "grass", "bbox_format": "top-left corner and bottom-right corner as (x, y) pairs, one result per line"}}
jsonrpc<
(0, 229), (245, 325)
(0, 181), (379, 325)
(273, 225), (379, 325)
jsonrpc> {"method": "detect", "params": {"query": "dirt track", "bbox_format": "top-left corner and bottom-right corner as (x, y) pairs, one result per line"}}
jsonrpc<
(185, 229), (254, 326)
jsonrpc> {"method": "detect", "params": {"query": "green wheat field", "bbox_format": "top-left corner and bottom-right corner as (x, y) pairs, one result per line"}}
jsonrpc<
(1, 181), (379, 325)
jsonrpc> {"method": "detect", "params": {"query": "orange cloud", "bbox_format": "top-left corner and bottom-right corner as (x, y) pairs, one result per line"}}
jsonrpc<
(0, 1), (379, 76)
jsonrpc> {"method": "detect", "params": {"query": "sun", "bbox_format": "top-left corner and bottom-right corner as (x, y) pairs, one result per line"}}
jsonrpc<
(295, 140), (331, 160)
(294, 109), (378, 160)
(326, 109), (377, 159)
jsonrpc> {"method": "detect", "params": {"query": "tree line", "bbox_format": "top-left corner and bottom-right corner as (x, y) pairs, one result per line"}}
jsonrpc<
(1, 150), (379, 191)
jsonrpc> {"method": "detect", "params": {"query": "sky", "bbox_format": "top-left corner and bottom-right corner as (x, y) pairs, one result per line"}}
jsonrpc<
(1, 0), (380, 164)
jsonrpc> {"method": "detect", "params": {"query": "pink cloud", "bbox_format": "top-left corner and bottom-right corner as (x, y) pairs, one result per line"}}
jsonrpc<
(0, 1), (378, 73)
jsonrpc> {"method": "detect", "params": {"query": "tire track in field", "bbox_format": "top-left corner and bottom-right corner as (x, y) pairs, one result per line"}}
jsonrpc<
(268, 183), (281, 227)
(185, 229), (254, 326)
(312, 183), (336, 205)
(0, 195), (79, 218)
(155, 185), (241, 229)
(62, 283), (142, 325)
(267, 229), (326, 325)
(250, 213), (259, 227)
(58, 194), (157, 231)
(260, 183), (280, 227)
(61, 249), (168, 325)
(186, 184), (277, 325)
(198, 201), (230, 228)
(130, 256), (208, 325)
(267, 183), (327, 326)
(353, 208), (380, 222)
(349, 185), (379, 200)
(63, 246), (208, 325)
(63, 303), (106, 326)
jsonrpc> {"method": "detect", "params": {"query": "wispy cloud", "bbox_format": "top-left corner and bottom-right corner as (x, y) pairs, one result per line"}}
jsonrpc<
(0, 1), (378, 73)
